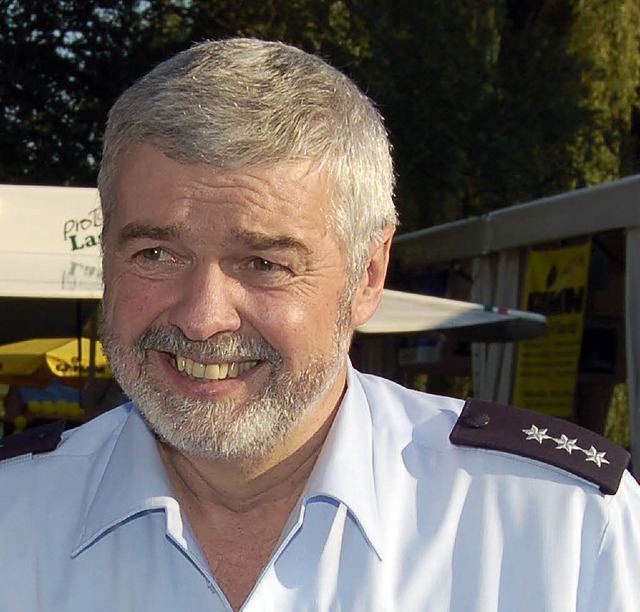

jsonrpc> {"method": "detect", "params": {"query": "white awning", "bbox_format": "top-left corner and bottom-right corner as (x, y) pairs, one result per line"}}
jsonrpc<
(0, 184), (103, 299)
(359, 289), (547, 340)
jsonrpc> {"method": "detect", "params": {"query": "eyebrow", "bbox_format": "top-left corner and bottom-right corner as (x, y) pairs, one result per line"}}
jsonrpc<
(117, 223), (181, 246)
(225, 228), (311, 255)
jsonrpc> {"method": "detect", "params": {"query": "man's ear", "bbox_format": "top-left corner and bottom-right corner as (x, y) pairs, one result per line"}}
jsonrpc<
(350, 225), (396, 328)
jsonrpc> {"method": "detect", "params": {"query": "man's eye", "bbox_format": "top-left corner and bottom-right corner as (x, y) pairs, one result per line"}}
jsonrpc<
(250, 258), (279, 272)
(139, 247), (175, 262)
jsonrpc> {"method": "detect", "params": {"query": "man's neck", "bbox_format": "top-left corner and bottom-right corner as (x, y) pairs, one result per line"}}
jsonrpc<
(157, 412), (336, 513)
(160, 433), (335, 612)
(156, 370), (347, 513)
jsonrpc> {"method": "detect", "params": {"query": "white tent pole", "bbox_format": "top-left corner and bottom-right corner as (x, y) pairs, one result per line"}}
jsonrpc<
(471, 249), (522, 402)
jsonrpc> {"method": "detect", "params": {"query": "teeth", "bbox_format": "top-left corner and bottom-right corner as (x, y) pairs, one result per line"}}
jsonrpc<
(192, 362), (206, 379)
(176, 356), (257, 381)
(204, 363), (220, 379)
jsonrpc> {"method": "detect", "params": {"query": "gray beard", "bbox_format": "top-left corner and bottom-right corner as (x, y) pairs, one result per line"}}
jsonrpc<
(100, 303), (353, 461)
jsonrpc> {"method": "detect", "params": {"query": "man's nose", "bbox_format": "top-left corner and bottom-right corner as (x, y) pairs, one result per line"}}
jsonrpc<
(168, 264), (242, 341)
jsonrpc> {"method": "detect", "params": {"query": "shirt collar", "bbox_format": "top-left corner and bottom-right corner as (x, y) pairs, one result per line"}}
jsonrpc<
(299, 364), (383, 559)
(73, 405), (182, 557)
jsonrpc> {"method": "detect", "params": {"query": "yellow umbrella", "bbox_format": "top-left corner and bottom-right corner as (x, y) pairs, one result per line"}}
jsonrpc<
(0, 337), (112, 388)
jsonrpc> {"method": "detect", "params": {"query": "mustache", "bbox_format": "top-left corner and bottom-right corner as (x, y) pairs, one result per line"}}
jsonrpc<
(135, 325), (283, 365)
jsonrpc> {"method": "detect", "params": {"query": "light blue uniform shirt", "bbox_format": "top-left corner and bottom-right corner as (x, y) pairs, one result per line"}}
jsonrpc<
(1, 366), (640, 611)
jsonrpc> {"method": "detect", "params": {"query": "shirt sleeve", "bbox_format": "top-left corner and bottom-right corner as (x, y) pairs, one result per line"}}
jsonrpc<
(581, 471), (640, 611)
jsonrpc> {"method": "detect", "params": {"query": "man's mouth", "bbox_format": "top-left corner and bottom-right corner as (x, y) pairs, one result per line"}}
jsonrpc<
(175, 355), (259, 380)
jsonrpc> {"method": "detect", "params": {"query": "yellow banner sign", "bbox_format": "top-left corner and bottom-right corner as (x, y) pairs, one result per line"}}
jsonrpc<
(513, 243), (591, 417)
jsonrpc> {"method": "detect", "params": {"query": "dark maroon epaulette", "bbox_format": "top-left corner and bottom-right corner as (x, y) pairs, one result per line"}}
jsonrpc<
(0, 420), (66, 463)
(450, 399), (630, 495)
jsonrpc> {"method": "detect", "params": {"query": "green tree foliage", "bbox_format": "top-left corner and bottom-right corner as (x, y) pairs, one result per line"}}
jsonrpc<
(0, 0), (190, 185)
(352, 0), (508, 226)
(568, 0), (640, 182)
(353, 0), (640, 229)
(1, 0), (639, 231)
(188, 0), (370, 58)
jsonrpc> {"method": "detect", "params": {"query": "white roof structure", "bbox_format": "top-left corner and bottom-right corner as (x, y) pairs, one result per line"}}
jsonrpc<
(393, 173), (640, 265)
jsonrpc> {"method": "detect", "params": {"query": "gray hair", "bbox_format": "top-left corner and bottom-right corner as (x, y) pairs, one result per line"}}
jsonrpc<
(98, 38), (397, 283)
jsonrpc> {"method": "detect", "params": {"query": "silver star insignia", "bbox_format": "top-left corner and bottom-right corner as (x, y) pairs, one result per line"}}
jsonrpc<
(556, 434), (579, 454)
(523, 424), (549, 444)
(584, 446), (610, 467)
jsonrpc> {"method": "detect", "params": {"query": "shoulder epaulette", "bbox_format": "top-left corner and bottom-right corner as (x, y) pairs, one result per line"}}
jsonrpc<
(0, 420), (66, 463)
(449, 398), (630, 495)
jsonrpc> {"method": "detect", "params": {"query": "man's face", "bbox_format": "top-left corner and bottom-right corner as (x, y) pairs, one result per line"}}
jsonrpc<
(100, 143), (358, 460)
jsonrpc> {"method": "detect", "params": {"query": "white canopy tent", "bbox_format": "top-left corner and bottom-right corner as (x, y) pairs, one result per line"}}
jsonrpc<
(0, 184), (546, 341)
